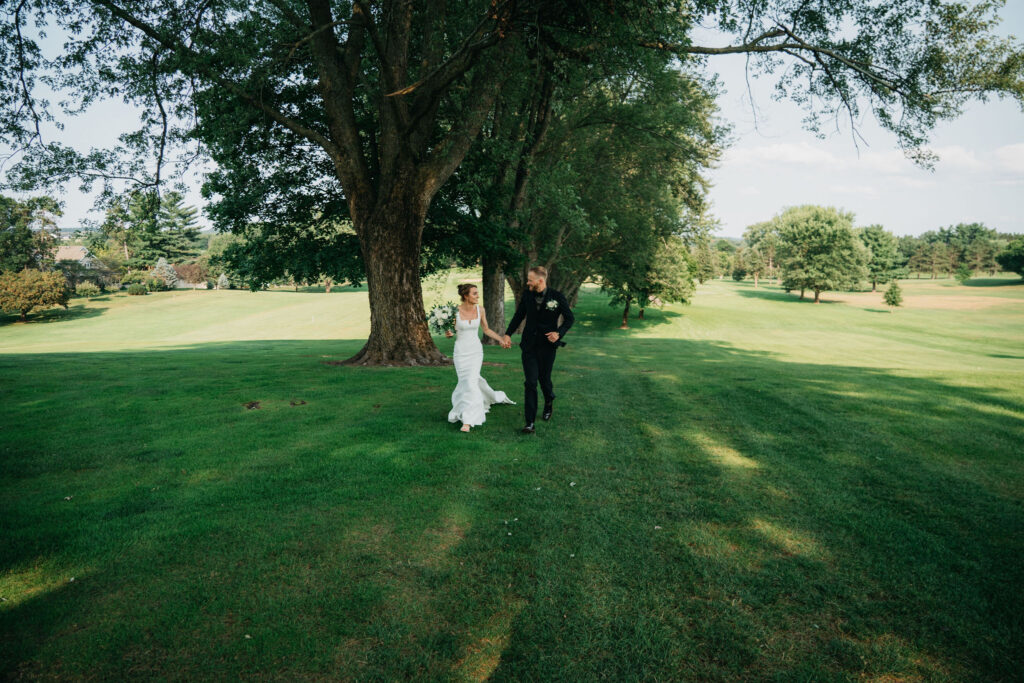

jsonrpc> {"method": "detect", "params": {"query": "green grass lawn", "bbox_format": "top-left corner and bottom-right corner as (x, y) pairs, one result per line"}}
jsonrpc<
(2, 275), (1023, 681)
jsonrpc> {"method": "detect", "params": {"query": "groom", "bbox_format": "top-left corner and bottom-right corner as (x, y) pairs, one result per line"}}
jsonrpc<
(502, 266), (575, 434)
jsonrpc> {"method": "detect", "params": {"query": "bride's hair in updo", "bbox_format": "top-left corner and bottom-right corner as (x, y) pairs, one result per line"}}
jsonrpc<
(457, 283), (476, 301)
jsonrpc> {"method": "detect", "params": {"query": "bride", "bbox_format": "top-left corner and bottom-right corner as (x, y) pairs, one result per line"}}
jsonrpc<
(446, 283), (516, 432)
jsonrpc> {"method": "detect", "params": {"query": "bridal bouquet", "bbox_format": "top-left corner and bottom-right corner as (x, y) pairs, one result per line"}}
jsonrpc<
(426, 302), (458, 335)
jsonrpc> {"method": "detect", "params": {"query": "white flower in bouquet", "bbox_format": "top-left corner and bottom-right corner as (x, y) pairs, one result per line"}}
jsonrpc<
(426, 302), (458, 335)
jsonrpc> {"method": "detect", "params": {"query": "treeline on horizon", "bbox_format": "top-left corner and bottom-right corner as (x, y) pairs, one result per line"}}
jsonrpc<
(692, 208), (1023, 303)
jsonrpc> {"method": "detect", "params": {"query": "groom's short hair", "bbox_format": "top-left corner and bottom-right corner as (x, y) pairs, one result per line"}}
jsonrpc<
(528, 266), (547, 279)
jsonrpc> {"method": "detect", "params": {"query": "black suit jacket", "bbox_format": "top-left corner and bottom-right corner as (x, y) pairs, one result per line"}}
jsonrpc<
(505, 287), (575, 350)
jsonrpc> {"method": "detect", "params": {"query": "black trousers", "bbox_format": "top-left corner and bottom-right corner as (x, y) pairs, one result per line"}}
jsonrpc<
(522, 343), (557, 424)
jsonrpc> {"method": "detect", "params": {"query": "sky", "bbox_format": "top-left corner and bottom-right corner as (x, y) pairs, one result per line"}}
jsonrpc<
(695, 6), (1024, 238)
(3, 5), (1023, 240)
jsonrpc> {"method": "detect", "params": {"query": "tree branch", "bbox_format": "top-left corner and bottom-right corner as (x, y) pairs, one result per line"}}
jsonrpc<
(87, 0), (339, 156)
(13, 0), (43, 145)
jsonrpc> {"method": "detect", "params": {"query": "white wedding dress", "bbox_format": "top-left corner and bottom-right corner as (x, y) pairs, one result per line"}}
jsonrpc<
(448, 304), (516, 427)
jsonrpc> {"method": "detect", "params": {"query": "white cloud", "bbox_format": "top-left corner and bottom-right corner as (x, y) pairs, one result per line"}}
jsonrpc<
(891, 176), (935, 189)
(854, 150), (911, 174)
(829, 184), (879, 196)
(928, 145), (986, 171)
(724, 141), (996, 176)
(993, 144), (1024, 174)
(723, 141), (838, 168)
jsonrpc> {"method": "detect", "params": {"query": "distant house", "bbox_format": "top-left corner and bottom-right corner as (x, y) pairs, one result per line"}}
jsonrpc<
(54, 245), (94, 267)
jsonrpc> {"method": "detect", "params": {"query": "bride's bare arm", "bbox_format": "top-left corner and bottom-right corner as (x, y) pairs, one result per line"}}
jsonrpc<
(478, 306), (505, 343)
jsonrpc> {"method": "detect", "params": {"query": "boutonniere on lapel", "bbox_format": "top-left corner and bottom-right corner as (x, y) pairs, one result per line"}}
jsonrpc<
(545, 299), (559, 311)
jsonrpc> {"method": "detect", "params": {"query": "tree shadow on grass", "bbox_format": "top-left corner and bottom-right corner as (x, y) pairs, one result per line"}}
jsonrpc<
(1, 338), (1022, 680)
(962, 277), (1023, 288)
(572, 304), (683, 336)
(734, 287), (844, 305)
(0, 303), (107, 326)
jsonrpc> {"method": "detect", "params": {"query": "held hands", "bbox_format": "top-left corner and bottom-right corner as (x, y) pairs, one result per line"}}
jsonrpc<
(501, 334), (512, 349)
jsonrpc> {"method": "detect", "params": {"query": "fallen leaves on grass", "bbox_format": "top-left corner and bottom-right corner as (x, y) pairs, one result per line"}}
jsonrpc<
(244, 401), (261, 410)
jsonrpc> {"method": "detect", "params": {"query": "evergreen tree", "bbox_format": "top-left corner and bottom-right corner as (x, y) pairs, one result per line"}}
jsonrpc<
(691, 239), (716, 284)
(152, 257), (178, 288)
(858, 225), (899, 291)
(966, 240), (1000, 275)
(0, 194), (61, 273)
(884, 281), (903, 312)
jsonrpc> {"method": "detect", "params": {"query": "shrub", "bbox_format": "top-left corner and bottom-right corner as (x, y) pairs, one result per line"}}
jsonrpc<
(145, 276), (171, 292)
(120, 271), (148, 287)
(954, 263), (972, 284)
(75, 282), (102, 297)
(0, 269), (71, 320)
(152, 257), (178, 288)
(127, 283), (148, 296)
(996, 237), (1024, 277)
(174, 262), (208, 285)
(731, 267), (747, 281)
(217, 272), (230, 290)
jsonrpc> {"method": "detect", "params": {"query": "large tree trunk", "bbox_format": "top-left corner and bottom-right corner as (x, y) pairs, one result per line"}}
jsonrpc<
(481, 256), (505, 345)
(344, 199), (448, 366)
(507, 274), (524, 306)
(561, 279), (583, 308)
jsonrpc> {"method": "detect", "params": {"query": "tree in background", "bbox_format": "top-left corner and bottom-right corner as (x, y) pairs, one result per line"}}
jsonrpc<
(601, 236), (695, 328)
(744, 247), (767, 288)
(159, 192), (199, 234)
(174, 262), (207, 286)
(776, 205), (869, 303)
(896, 235), (918, 275)
(905, 242), (927, 278)
(86, 190), (202, 272)
(0, 269), (70, 321)
(493, 63), (722, 310)
(966, 239), (1000, 275)
(731, 249), (747, 282)
(743, 221), (780, 283)
(954, 263), (972, 284)
(858, 225), (899, 291)
(926, 242), (949, 279)
(996, 237), (1024, 278)
(0, 194), (61, 273)
(691, 238), (717, 284)
(884, 281), (903, 312)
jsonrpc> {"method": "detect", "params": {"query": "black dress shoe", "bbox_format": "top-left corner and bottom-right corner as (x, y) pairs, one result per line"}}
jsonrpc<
(521, 423), (535, 434)
(542, 404), (553, 421)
